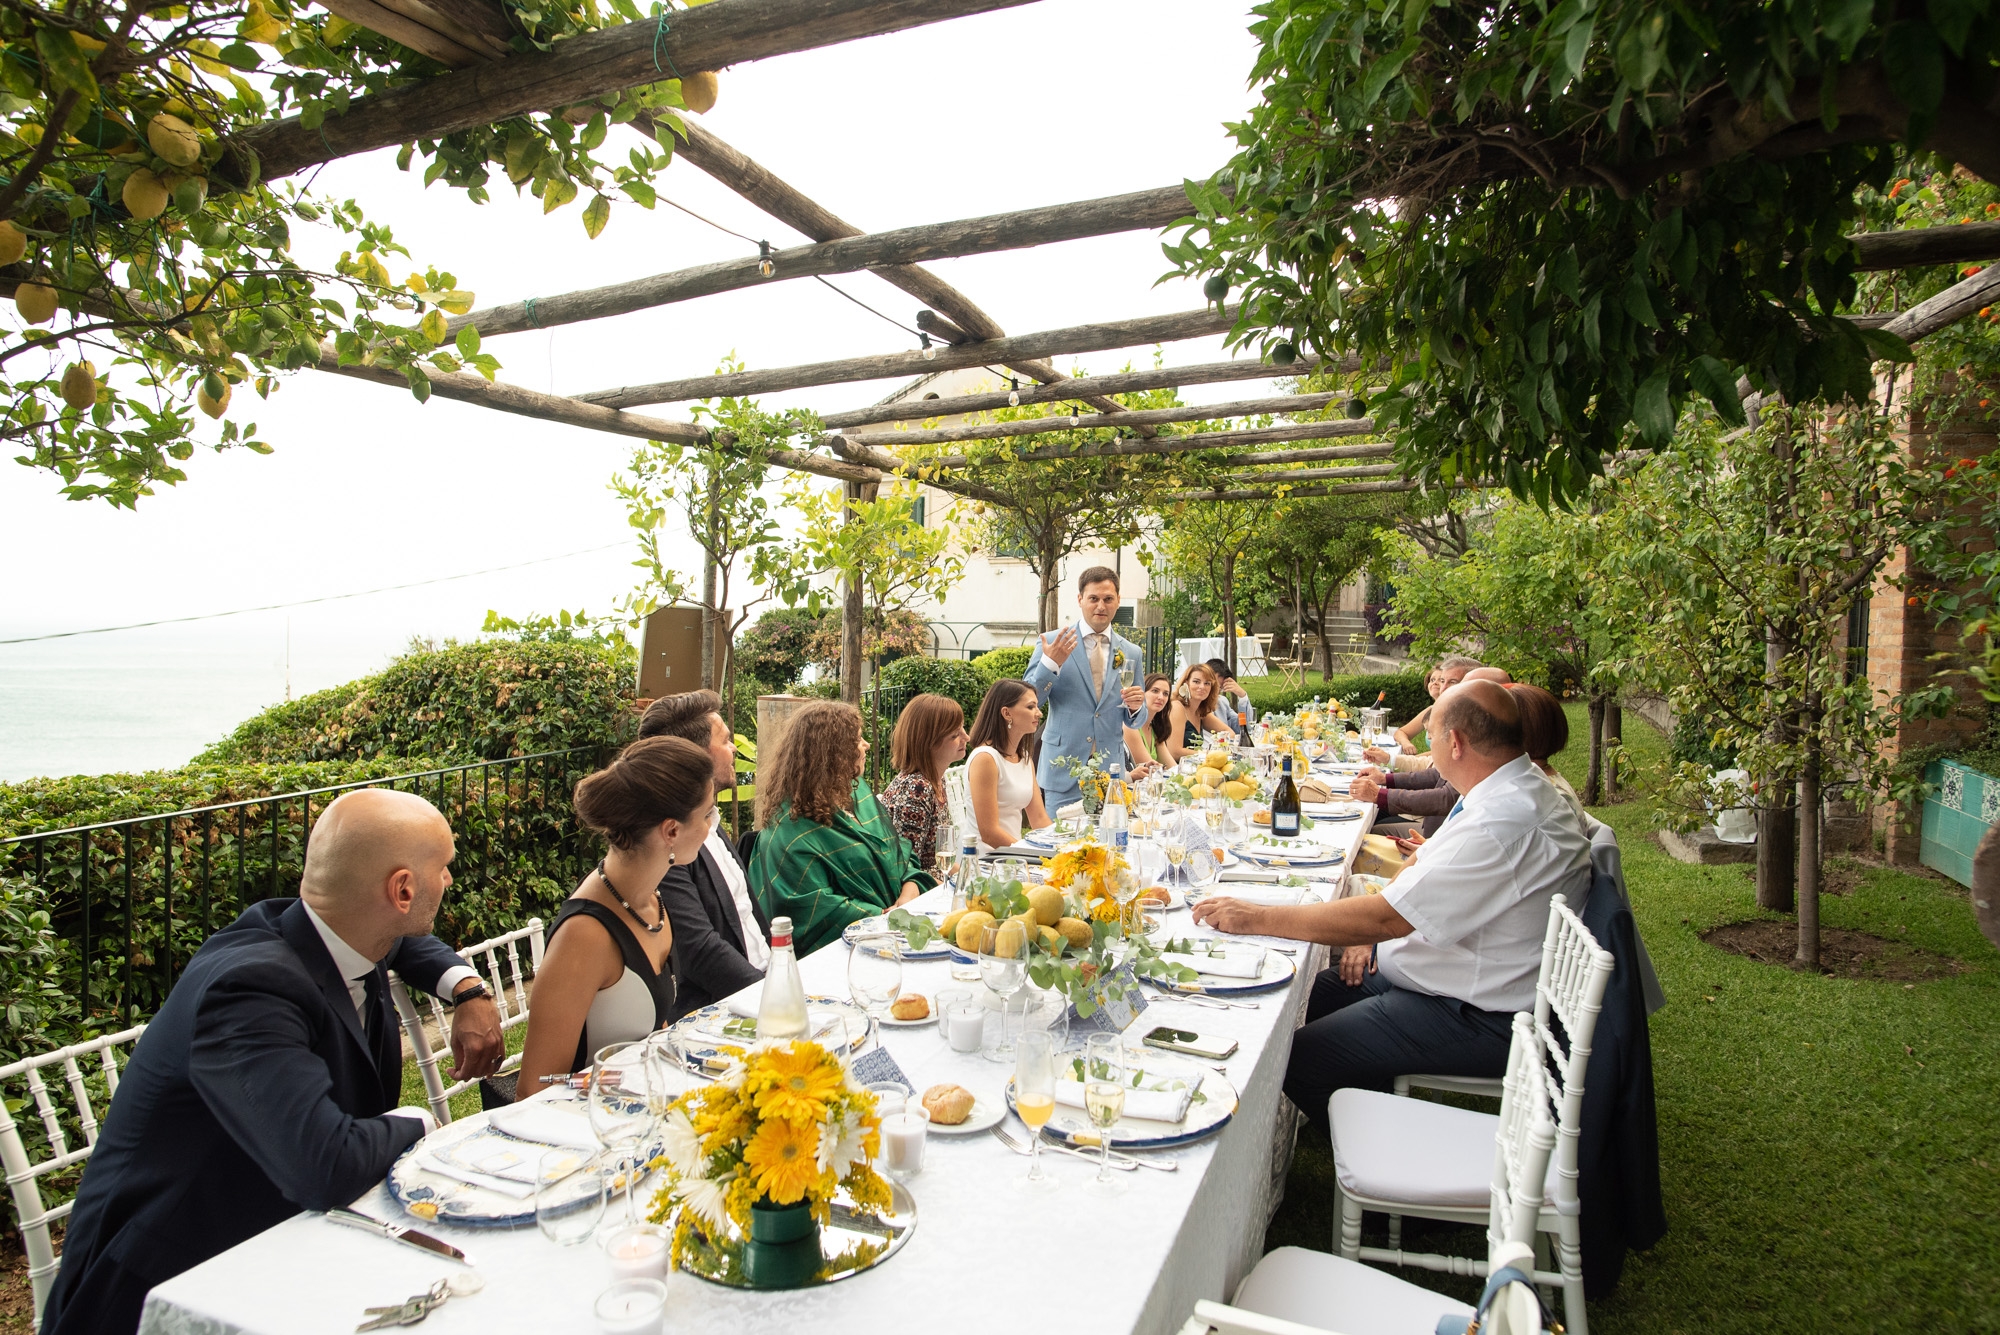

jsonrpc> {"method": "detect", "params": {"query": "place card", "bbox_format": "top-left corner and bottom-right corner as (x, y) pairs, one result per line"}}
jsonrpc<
(1065, 962), (1149, 1036)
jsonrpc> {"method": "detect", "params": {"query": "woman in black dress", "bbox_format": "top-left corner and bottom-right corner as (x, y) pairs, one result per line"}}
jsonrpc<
(514, 736), (713, 1096)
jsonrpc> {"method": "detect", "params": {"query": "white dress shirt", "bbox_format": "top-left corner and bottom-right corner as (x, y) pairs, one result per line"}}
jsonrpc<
(707, 811), (769, 969)
(1376, 754), (1592, 1013)
(301, 901), (464, 1133)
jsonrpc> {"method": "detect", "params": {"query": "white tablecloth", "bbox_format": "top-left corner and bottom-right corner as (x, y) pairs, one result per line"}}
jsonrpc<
(1178, 636), (1269, 679)
(138, 807), (1376, 1335)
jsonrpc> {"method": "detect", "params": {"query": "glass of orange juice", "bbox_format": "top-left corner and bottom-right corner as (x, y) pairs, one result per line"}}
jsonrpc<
(1013, 1030), (1058, 1191)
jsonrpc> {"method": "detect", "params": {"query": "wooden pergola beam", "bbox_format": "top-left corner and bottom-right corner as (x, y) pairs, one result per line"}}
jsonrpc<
(577, 303), (1239, 408)
(1882, 262), (2000, 342)
(906, 416), (1377, 469)
(817, 356), (1347, 428)
(224, 0), (1035, 187)
(1164, 478), (1438, 502)
(449, 183), (1193, 340)
(1850, 220), (2000, 271)
(1213, 463), (1400, 484)
(311, 347), (884, 484)
(836, 390), (1345, 449)
(658, 118), (1147, 429)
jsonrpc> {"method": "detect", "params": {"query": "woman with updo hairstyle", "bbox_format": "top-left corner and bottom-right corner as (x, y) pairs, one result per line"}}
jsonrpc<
(513, 735), (714, 1098)
(1507, 681), (1587, 822)
(747, 700), (937, 956)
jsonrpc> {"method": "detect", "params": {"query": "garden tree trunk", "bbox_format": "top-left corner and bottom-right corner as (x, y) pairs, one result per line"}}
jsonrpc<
(1796, 729), (1822, 970)
(722, 617), (743, 840)
(1584, 692), (1606, 806)
(1602, 700), (1622, 800)
(1036, 529), (1061, 633)
(1972, 821), (1999, 951)
(1220, 550), (1239, 678)
(839, 480), (867, 705)
(700, 470), (720, 690)
(1757, 805), (1797, 912)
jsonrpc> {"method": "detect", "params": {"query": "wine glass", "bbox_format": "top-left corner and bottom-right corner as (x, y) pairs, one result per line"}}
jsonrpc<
(591, 1042), (657, 1225)
(1187, 842), (1221, 894)
(978, 920), (1029, 1060)
(1012, 1029), (1059, 1191)
(1160, 830), (1188, 885)
(1082, 1034), (1127, 1194)
(537, 1148), (607, 1245)
(847, 933), (903, 1018)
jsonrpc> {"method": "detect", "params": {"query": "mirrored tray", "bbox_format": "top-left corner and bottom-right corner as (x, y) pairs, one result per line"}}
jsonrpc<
(672, 1182), (917, 1288)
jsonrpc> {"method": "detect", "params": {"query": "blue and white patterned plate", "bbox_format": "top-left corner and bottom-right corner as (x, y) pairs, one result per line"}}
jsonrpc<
(843, 912), (953, 960)
(1006, 1059), (1238, 1150)
(665, 994), (872, 1075)
(387, 1105), (662, 1228)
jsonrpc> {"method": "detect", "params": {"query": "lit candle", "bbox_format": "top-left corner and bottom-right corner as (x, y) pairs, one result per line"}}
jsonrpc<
(603, 1225), (669, 1282)
(593, 1277), (668, 1335)
(881, 1107), (929, 1180)
(946, 1002), (984, 1053)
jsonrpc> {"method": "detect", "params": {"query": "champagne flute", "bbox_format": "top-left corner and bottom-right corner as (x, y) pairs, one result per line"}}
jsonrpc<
(590, 1043), (655, 1225)
(1082, 1034), (1127, 1193)
(978, 920), (1028, 1060)
(1013, 1029), (1059, 1191)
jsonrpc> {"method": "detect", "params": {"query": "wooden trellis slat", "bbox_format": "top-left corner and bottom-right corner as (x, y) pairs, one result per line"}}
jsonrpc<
(576, 304), (1240, 409)
(224, 0), (1037, 187)
(448, 184), (1194, 340)
(835, 391), (1345, 449)
(908, 416), (1379, 469)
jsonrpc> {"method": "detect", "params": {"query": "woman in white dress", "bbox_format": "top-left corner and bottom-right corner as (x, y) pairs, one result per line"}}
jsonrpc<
(965, 679), (1052, 852)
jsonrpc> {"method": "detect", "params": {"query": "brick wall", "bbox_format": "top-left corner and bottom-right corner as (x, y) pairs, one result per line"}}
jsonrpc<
(1870, 385), (1998, 863)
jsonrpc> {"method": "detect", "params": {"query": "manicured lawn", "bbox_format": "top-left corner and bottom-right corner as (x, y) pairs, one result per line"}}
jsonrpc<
(1264, 705), (2000, 1333)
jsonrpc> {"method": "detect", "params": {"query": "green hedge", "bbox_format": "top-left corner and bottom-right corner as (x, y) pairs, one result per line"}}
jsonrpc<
(199, 640), (636, 765)
(1244, 671), (1430, 725)
(970, 646), (1034, 681)
(878, 656), (991, 721)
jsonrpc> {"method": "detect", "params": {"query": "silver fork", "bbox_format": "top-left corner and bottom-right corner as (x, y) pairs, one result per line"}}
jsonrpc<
(992, 1123), (1178, 1172)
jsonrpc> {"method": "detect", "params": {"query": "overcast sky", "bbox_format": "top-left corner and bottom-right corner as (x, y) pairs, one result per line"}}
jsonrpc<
(0, 1), (1276, 776)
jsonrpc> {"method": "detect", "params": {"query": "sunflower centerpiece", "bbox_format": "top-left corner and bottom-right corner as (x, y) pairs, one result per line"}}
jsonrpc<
(650, 1039), (894, 1288)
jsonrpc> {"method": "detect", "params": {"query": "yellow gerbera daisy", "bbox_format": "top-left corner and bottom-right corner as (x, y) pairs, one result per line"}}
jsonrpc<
(750, 1044), (844, 1125)
(744, 1116), (821, 1204)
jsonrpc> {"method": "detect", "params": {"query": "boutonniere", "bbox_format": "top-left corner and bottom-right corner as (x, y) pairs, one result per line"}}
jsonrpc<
(1112, 649), (1126, 669)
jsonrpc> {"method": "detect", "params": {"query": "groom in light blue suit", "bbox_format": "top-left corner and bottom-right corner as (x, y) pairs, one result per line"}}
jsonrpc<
(1023, 566), (1151, 815)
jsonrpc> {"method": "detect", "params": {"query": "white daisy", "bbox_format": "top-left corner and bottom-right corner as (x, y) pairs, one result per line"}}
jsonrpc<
(817, 1110), (869, 1180)
(659, 1107), (703, 1178)
(674, 1175), (730, 1234)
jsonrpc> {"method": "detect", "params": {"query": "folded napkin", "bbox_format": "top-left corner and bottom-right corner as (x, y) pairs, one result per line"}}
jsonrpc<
(1055, 1068), (1202, 1124)
(1160, 943), (1267, 978)
(486, 1102), (600, 1152)
(1301, 802), (1359, 818)
(1298, 776), (1337, 803)
(418, 1151), (537, 1200)
(1203, 885), (1308, 907)
(717, 994), (847, 1043)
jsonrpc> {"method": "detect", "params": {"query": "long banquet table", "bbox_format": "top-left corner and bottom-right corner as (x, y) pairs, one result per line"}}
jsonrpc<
(138, 808), (1376, 1335)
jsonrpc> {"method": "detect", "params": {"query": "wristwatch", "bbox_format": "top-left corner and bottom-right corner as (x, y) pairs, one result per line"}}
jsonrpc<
(449, 979), (490, 1006)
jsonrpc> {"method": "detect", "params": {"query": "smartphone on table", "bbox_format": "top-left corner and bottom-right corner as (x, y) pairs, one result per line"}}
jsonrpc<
(1141, 1026), (1239, 1061)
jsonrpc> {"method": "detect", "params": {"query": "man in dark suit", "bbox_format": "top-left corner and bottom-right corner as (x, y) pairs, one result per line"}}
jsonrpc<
(42, 789), (504, 1335)
(639, 691), (770, 1020)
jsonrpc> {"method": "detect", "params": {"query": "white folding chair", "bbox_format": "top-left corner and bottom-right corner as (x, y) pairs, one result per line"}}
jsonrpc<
(390, 918), (543, 1123)
(0, 1025), (148, 1328)
(942, 764), (974, 841)
(1185, 1013), (1559, 1335)
(1331, 895), (1614, 1335)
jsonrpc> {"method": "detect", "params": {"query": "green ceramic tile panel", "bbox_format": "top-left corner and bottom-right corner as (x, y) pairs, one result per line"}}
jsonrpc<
(1921, 761), (1995, 887)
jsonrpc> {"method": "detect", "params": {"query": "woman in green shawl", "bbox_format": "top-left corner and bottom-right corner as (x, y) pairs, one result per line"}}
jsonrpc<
(749, 700), (937, 956)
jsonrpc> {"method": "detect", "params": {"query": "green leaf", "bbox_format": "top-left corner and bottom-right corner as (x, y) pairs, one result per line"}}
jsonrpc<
(1360, 36), (1422, 109)
(1562, 19), (1593, 80)
(581, 193), (611, 239)
(1549, 247), (1580, 301)
(1821, 0), (1873, 56)
(419, 309), (447, 344)
(1622, 272), (1658, 327)
(542, 175), (579, 213)
(1633, 370), (1673, 443)
(217, 41), (262, 70)
(1881, 21), (1945, 114)
(1579, 294), (1602, 358)
(455, 325), (481, 358)
(1857, 325), (1915, 364)
(34, 28), (98, 100)
(1926, 0), (1979, 55)
(1689, 355), (1746, 426)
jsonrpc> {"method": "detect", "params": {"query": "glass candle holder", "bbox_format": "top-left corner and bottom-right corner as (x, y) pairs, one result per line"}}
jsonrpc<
(880, 1106), (930, 1180)
(593, 1277), (668, 1335)
(603, 1223), (669, 1281)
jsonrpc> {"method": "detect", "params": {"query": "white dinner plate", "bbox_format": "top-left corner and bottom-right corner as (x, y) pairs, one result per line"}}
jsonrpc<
(843, 913), (953, 960)
(877, 997), (940, 1028)
(388, 1105), (661, 1228)
(1007, 1059), (1239, 1150)
(1152, 948), (1298, 995)
(1237, 838), (1342, 866)
(923, 1093), (1005, 1136)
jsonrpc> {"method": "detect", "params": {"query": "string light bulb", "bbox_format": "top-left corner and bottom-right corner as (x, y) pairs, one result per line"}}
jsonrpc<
(1007, 377), (1019, 407)
(758, 240), (774, 278)
(920, 332), (935, 361)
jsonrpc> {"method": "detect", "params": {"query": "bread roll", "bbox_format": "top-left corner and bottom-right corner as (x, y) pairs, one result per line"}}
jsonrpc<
(922, 1083), (976, 1125)
(890, 993), (930, 1021)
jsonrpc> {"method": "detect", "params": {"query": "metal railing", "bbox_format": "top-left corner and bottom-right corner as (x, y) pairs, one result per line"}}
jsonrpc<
(1, 746), (610, 1026)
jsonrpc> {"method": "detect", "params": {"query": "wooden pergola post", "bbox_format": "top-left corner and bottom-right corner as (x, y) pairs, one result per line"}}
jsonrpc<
(839, 479), (878, 706)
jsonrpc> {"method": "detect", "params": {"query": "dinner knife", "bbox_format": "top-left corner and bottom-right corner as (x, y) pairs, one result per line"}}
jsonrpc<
(325, 1207), (474, 1266)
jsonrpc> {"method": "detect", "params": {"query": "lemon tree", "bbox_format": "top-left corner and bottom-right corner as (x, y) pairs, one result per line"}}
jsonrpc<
(0, 0), (703, 504)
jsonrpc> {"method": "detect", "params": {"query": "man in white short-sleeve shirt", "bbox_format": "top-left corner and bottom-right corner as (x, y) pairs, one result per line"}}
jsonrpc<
(1193, 679), (1591, 1132)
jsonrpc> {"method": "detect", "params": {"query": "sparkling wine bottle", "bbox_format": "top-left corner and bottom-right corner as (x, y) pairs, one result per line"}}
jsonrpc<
(756, 916), (810, 1041)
